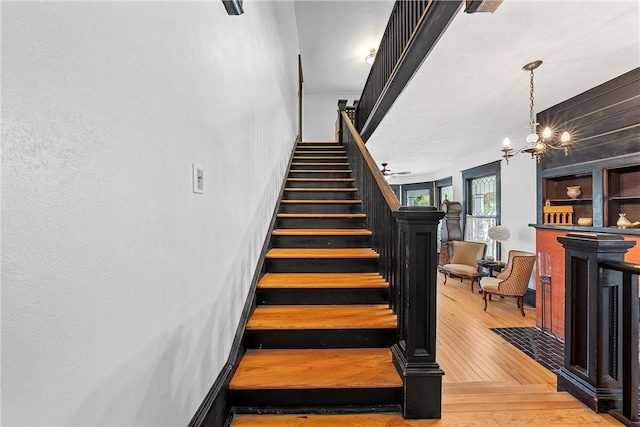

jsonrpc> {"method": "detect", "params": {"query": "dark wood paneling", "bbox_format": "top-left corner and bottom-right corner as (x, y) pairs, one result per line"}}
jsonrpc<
(539, 68), (640, 170)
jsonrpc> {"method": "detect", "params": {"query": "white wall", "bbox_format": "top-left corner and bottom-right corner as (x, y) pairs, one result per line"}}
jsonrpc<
(432, 146), (538, 286)
(304, 92), (360, 141)
(2, 2), (299, 425)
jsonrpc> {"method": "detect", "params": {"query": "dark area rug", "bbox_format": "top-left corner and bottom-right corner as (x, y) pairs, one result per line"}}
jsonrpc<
(491, 326), (564, 372)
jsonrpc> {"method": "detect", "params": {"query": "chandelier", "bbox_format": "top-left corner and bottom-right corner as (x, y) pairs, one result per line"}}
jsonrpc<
(501, 60), (573, 164)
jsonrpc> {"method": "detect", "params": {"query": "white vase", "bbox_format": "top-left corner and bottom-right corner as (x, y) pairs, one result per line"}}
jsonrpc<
(566, 186), (581, 199)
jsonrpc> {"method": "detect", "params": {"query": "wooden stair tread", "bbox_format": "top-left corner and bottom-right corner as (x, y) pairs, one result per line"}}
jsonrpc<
(272, 228), (371, 236)
(294, 150), (346, 154)
(247, 305), (396, 330)
(288, 169), (353, 173)
(258, 273), (387, 289)
(229, 348), (402, 390)
(284, 188), (357, 192)
(287, 178), (354, 182)
(281, 200), (361, 204)
(293, 155), (347, 161)
(266, 248), (379, 259)
(290, 162), (350, 166)
(276, 213), (365, 218)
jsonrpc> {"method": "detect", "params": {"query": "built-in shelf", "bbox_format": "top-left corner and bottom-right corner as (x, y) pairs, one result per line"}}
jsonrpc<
(548, 198), (593, 203)
(606, 164), (640, 227)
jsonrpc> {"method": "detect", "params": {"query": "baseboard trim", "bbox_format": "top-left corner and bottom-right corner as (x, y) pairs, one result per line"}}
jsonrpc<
(188, 137), (299, 427)
(523, 288), (536, 308)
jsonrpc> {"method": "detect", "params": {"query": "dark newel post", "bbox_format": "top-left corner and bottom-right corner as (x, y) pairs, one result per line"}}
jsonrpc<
(391, 206), (445, 419)
(337, 99), (347, 144)
(556, 233), (636, 413)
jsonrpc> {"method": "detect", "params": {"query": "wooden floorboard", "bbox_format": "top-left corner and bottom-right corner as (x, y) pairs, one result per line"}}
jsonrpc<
(230, 272), (623, 426)
(229, 348), (402, 390)
(258, 273), (387, 289)
(247, 305), (396, 329)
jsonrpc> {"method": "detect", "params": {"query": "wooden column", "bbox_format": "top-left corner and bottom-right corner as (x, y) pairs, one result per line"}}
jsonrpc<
(391, 206), (445, 419)
(556, 233), (636, 413)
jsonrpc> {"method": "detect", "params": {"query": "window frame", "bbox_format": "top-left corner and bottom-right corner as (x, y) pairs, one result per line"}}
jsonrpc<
(461, 161), (502, 258)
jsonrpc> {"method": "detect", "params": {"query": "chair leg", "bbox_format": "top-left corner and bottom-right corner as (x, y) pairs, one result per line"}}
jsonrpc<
(519, 296), (525, 316)
(444, 273), (448, 285)
(483, 291), (488, 311)
(471, 279), (474, 293)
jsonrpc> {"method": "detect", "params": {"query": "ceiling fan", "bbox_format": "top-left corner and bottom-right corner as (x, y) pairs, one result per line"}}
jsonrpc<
(380, 163), (411, 178)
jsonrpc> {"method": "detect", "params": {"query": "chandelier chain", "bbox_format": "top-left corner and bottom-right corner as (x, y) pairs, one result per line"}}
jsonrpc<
(529, 69), (536, 131)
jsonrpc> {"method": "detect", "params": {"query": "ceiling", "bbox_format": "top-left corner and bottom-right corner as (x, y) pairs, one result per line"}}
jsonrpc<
(294, 0), (640, 179)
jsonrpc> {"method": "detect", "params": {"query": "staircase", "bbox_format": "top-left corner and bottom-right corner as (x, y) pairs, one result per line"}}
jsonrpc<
(228, 141), (403, 421)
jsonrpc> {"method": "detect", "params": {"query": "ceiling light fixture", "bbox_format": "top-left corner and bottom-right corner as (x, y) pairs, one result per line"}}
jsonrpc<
(381, 162), (391, 180)
(365, 48), (377, 65)
(501, 60), (573, 164)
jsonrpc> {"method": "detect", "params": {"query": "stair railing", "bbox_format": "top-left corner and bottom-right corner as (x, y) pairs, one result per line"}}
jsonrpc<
(338, 101), (444, 419)
(355, 0), (462, 141)
(600, 260), (640, 426)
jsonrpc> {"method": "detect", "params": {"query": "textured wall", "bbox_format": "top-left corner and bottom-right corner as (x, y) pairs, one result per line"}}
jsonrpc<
(304, 92), (360, 142)
(2, 2), (299, 425)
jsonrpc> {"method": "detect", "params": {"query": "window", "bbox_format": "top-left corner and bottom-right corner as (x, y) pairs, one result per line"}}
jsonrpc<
(435, 176), (453, 208)
(401, 182), (434, 206)
(462, 162), (501, 260)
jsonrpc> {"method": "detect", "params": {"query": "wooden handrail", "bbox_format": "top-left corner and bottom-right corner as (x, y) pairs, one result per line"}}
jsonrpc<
(341, 111), (400, 211)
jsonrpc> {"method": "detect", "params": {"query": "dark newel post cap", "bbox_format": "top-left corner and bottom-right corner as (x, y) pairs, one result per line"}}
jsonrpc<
(338, 99), (347, 111)
(393, 206), (444, 224)
(557, 232), (636, 250)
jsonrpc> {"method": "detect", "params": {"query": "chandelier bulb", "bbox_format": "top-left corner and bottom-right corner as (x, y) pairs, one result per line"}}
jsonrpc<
(502, 137), (512, 149)
(542, 127), (552, 139)
(526, 133), (539, 144)
(560, 131), (571, 144)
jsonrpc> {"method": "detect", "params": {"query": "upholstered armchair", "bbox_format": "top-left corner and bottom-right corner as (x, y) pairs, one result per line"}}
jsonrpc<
(442, 240), (487, 292)
(480, 250), (536, 316)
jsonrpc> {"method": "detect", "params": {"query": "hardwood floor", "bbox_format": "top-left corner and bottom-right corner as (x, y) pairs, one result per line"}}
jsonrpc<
(231, 272), (622, 426)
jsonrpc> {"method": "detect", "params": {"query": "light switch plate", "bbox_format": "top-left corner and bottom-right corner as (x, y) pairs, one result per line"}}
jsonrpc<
(192, 163), (204, 194)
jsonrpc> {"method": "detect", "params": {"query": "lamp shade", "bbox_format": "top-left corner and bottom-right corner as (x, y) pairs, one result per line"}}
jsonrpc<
(488, 225), (510, 242)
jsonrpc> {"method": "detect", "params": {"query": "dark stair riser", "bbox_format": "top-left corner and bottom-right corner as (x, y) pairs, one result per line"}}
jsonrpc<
(244, 329), (396, 349)
(294, 150), (346, 156)
(296, 144), (344, 149)
(256, 287), (388, 305)
(276, 216), (366, 229)
(283, 190), (358, 200)
(270, 234), (371, 248)
(290, 163), (350, 171)
(230, 388), (401, 408)
(288, 171), (352, 179)
(292, 156), (347, 163)
(285, 180), (355, 189)
(266, 258), (379, 273)
(279, 202), (362, 214)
